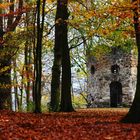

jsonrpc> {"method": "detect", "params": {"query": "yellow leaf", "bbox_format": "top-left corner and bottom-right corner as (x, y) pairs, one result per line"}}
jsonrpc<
(0, 2), (13, 9)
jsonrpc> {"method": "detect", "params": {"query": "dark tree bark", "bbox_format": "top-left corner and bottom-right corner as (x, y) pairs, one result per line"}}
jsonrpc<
(0, 40), (12, 109)
(58, 0), (74, 112)
(24, 42), (32, 112)
(51, 0), (74, 112)
(34, 0), (45, 113)
(50, 0), (63, 112)
(0, 0), (23, 110)
(121, 0), (140, 123)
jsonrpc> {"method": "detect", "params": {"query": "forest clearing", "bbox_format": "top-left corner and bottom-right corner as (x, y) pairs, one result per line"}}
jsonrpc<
(0, 108), (139, 140)
(1, 1), (140, 139)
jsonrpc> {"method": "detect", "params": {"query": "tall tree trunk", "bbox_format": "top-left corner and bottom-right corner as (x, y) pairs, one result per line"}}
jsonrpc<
(58, 0), (74, 112)
(121, 0), (140, 123)
(24, 9), (33, 111)
(34, 0), (45, 113)
(24, 43), (31, 112)
(50, 0), (63, 112)
(32, 7), (37, 106)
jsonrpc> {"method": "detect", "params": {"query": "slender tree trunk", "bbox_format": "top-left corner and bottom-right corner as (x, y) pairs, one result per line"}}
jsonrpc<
(34, 0), (42, 113)
(121, 0), (140, 123)
(24, 43), (31, 111)
(57, 0), (74, 112)
(50, 0), (63, 112)
(19, 73), (24, 111)
(34, 0), (45, 113)
(13, 59), (20, 111)
(32, 7), (37, 105)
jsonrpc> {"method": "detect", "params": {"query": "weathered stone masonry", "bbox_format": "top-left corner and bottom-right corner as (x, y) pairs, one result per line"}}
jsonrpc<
(87, 48), (137, 107)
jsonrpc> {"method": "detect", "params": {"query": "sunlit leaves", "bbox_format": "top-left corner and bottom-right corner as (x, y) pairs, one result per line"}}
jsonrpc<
(69, 0), (135, 39)
(46, 0), (56, 4)
(91, 44), (111, 60)
(0, 2), (13, 9)
(0, 65), (11, 74)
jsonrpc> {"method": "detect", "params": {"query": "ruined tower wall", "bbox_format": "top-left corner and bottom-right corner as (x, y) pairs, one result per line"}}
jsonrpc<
(87, 51), (137, 107)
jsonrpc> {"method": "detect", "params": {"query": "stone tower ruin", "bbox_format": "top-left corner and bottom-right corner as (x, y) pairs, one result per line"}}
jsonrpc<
(87, 47), (137, 107)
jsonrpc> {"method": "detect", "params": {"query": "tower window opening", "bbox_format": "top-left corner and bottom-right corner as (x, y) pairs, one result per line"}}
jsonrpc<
(90, 65), (95, 74)
(111, 64), (120, 74)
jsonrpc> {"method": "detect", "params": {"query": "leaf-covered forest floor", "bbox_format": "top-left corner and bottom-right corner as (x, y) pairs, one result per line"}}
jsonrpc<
(0, 108), (140, 140)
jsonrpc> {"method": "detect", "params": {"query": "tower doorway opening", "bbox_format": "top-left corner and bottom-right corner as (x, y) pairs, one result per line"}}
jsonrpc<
(110, 81), (122, 107)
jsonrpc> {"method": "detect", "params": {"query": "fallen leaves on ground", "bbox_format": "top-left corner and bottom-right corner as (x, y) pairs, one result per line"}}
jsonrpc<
(0, 108), (139, 140)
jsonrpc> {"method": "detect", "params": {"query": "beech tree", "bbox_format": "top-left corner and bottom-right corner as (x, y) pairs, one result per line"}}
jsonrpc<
(34, 0), (45, 113)
(50, 0), (74, 112)
(50, 0), (62, 111)
(59, 0), (74, 112)
(121, 0), (140, 123)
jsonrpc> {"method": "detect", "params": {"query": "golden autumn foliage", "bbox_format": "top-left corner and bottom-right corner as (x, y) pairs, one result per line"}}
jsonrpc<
(68, 0), (135, 38)
(0, 2), (13, 9)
